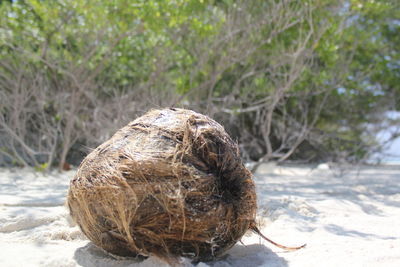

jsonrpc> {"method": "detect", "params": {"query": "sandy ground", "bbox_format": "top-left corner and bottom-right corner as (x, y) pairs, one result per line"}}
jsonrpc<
(0, 164), (399, 267)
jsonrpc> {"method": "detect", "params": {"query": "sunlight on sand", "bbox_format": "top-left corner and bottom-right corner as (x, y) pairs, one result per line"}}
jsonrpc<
(1, 164), (399, 266)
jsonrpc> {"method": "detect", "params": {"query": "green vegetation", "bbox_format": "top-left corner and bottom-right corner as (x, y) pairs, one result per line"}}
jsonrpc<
(0, 0), (399, 169)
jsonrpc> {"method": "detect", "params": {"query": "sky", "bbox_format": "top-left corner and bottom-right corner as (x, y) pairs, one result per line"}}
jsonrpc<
(376, 111), (400, 163)
(382, 137), (400, 163)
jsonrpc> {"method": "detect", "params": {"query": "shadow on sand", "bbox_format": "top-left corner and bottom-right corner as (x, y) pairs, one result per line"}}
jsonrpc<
(208, 243), (288, 267)
(74, 242), (288, 267)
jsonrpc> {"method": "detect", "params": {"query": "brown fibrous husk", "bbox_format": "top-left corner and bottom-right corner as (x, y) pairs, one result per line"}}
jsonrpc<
(67, 108), (257, 262)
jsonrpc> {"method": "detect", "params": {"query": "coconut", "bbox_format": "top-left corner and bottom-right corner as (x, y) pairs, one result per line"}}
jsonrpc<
(67, 108), (257, 262)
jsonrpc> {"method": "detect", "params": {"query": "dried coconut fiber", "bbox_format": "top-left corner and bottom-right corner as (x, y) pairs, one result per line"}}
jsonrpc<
(68, 108), (260, 262)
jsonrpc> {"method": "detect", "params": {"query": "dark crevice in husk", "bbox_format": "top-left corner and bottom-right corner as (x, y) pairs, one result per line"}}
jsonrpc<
(68, 108), (257, 262)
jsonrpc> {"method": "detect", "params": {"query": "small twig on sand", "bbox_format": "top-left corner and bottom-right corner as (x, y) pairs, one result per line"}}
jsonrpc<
(250, 222), (306, 251)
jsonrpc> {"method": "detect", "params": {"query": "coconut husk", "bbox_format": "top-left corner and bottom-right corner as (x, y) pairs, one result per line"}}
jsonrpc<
(67, 108), (257, 262)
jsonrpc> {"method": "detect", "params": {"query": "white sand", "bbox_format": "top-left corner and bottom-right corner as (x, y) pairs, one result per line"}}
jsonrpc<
(1, 164), (399, 267)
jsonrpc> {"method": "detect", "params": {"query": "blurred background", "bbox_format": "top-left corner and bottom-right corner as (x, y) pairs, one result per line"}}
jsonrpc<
(0, 0), (399, 171)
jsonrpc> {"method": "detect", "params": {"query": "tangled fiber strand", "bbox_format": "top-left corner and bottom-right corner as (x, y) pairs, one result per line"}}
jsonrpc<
(68, 108), (257, 262)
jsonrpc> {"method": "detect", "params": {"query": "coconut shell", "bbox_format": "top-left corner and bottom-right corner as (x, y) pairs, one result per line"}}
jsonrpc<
(67, 108), (257, 262)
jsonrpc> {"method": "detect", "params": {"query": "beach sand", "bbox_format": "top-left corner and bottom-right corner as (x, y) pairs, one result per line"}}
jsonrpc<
(1, 164), (399, 267)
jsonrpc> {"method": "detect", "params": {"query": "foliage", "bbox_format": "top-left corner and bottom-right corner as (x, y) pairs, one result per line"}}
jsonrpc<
(0, 0), (398, 169)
